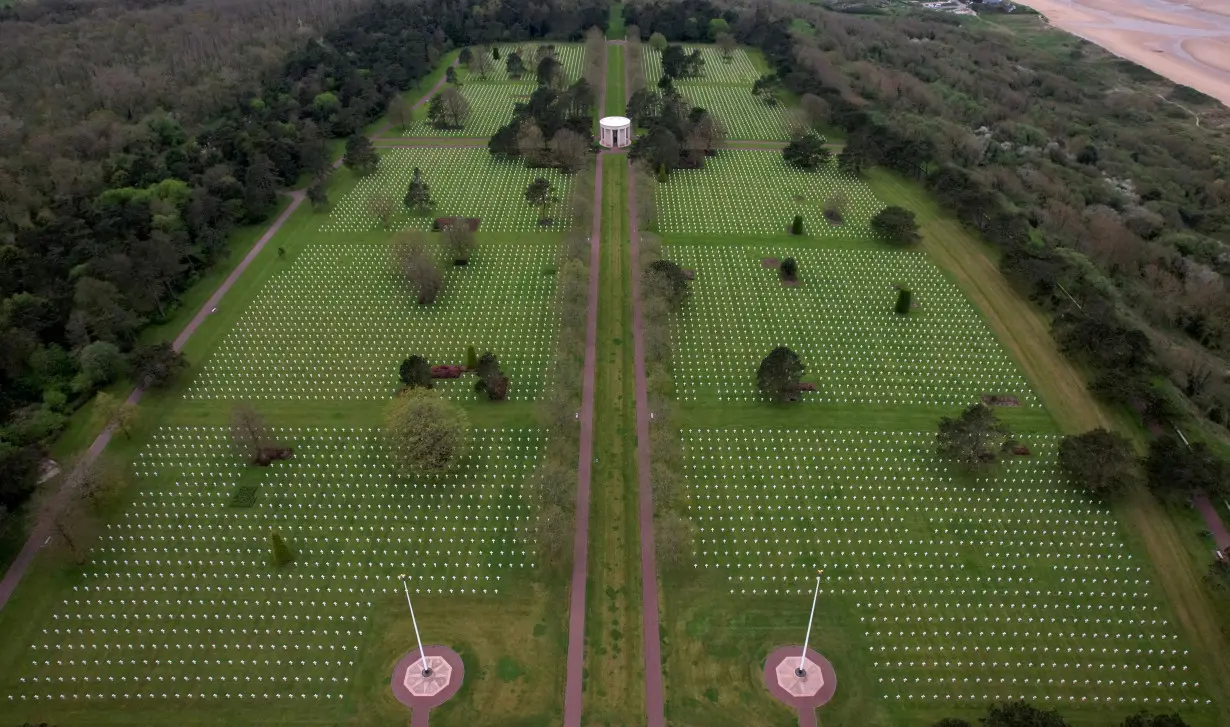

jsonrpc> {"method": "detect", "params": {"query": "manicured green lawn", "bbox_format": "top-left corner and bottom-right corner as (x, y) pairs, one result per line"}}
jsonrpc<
(682, 84), (789, 141)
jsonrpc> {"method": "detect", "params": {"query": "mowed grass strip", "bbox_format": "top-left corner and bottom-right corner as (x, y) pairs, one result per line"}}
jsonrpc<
(186, 240), (559, 402)
(666, 245), (1037, 407)
(322, 148), (578, 233)
(681, 427), (1214, 716)
(6, 426), (543, 703)
(402, 83), (531, 137)
(655, 149), (883, 236)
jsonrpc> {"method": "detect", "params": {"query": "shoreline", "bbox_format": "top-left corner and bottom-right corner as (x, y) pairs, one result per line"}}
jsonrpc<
(1017, 0), (1230, 106)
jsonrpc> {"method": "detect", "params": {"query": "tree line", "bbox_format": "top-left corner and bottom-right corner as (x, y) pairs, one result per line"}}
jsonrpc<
(0, 0), (607, 542)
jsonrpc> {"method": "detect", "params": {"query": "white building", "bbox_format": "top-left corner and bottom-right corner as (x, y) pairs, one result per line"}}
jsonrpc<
(599, 116), (632, 149)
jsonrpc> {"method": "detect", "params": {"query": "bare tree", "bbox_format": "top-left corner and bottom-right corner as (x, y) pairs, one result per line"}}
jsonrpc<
(550, 129), (590, 173)
(824, 191), (849, 223)
(388, 95), (411, 131)
(392, 232), (444, 304)
(801, 93), (830, 127)
(443, 221), (476, 264)
(716, 32), (737, 61)
(470, 47), (492, 79)
(626, 25), (646, 93)
(517, 121), (548, 166)
(532, 504), (572, 568)
(231, 401), (273, 463)
(93, 391), (137, 439)
(583, 26), (606, 88)
(367, 192), (395, 230)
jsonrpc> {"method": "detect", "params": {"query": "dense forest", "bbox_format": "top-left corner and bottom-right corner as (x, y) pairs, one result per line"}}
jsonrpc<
(628, 0), (1230, 444)
(0, 0), (605, 529)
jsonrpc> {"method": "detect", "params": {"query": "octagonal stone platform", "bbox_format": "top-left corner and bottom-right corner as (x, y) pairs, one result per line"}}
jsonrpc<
(392, 645), (464, 712)
(763, 645), (837, 716)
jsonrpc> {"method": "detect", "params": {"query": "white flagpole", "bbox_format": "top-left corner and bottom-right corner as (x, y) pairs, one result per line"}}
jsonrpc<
(402, 577), (430, 675)
(799, 570), (823, 675)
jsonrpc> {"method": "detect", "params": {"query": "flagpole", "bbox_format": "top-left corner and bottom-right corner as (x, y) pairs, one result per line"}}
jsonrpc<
(402, 577), (431, 676)
(799, 570), (823, 677)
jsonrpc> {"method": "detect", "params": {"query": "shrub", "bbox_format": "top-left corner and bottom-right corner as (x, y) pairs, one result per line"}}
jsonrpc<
(229, 484), (260, 507)
(400, 355), (432, 388)
(791, 214), (803, 235)
(270, 531), (295, 567)
(465, 345), (478, 370)
(780, 257), (798, 280)
(896, 289), (912, 315)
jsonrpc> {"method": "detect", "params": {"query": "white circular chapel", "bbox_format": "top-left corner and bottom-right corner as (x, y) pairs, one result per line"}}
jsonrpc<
(599, 116), (632, 149)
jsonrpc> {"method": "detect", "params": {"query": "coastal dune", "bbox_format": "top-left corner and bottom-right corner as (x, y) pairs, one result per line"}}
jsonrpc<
(1019, 0), (1230, 106)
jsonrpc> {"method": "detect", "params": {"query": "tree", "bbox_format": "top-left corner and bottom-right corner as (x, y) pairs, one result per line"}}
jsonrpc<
(506, 51), (526, 79)
(404, 167), (434, 213)
(936, 403), (1013, 470)
(516, 121), (549, 166)
(399, 355), (432, 389)
(801, 93), (830, 127)
(466, 346), (478, 370)
(757, 347), (805, 402)
(1058, 428), (1138, 496)
(525, 177), (556, 224)
(983, 701), (1070, 727)
(445, 66), (458, 85)
(550, 129), (590, 173)
(895, 289), (912, 315)
(791, 215), (804, 236)
(656, 512), (695, 572)
(648, 32), (668, 52)
(392, 233), (444, 304)
(1145, 435), (1227, 500)
(94, 392), (138, 439)
(871, 206), (922, 246)
(780, 257), (798, 280)
(367, 192), (395, 230)
(716, 32), (736, 61)
(644, 259), (690, 310)
(459, 48), (473, 66)
(230, 402), (273, 463)
(443, 221), (476, 264)
(537, 57), (566, 90)
(343, 134), (379, 175)
(838, 145), (871, 176)
(307, 178), (329, 210)
(387, 95), (411, 131)
(470, 48), (493, 79)
(783, 133), (831, 169)
(270, 531), (295, 567)
(427, 87), (470, 129)
(129, 342), (186, 388)
(74, 340), (125, 392)
(823, 192), (848, 223)
(383, 388), (470, 472)
(708, 17), (730, 40)
(474, 351), (509, 400)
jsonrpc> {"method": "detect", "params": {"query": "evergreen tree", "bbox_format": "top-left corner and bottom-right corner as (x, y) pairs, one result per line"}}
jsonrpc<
(757, 347), (805, 402)
(343, 134), (379, 175)
(307, 178), (329, 210)
(791, 215), (804, 235)
(404, 167), (434, 213)
(399, 355), (432, 388)
(895, 288), (912, 315)
(270, 531), (295, 567)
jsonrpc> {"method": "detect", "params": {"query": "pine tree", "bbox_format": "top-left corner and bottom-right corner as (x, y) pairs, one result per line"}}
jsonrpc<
(270, 531), (295, 567)
(404, 167), (434, 213)
(791, 215), (803, 235)
(895, 289), (912, 315)
(466, 346), (478, 370)
(343, 134), (379, 175)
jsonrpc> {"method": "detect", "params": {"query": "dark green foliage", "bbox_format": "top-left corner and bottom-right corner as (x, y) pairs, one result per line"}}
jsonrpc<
(791, 215), (803, 235)
(1121, 712), (1191, 727)
(837, 144), (870, 176)
(404, 167), (434, 213)
(343, 134), (379, 175)
(1145, 435), (1227, 499)
(229, 484), (260, 508)
(1058, 427), (1139, 496)
(644, 260), (691, 310)
(661, 44), (704, 78)
(895, 288), (912, 315)
(757, 346), (804, 402)
(400, 355), (432, 389)
(782, 132), (830, 169)
(537, 56), (565, 89)
(506, 51), (526, 79)
(780, 257), (798, 280)
(466, 345), (478, 370)
(307, 179), (329, 210)
(129, 342), (187, 388)
(459, 48), (473, 65)
(270, 531), (295, 567)
(488, 81), (597, 159)
(931, 720), (972, 727)
(936, 403), (1013, 470)
(525, 178), (555, 223)
(983, 700), (1070, 727)
(631, 125), (682, 173)
(474, 352), (509, 400)
(870, 206), (921, 245)
(445, 66), (458, 84)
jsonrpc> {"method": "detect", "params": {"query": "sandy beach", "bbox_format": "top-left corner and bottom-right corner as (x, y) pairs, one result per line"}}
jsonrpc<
(1018, 0), (1230, 106)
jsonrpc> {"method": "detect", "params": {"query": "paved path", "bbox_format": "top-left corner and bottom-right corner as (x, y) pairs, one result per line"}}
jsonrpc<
(562, 39), (610, 727)
(0, 59), (451, 611)
(1195, 493), (1230, 551)
(0, 189), (305, 612)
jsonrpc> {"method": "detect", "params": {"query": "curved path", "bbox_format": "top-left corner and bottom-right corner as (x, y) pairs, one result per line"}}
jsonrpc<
(0, 61), (454, 612)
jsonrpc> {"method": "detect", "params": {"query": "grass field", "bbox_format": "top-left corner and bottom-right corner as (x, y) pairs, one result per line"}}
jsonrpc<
(666, 244), (1038, 407)
(185, 240), (559, 402)
(655, 150), (883, 235)
(682, 84), (789, 141)
(643, 45), (762, 85)
(459, 43), (586, 84)
(322, 148), (578, 233)
(402, 83), (531, 137)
